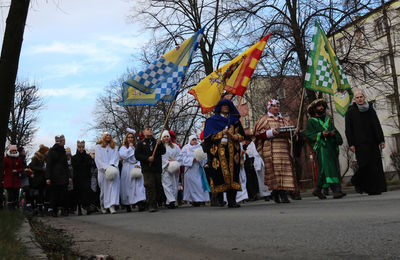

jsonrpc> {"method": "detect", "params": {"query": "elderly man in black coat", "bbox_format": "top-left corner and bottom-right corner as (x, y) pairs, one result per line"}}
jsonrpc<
(345, 89), (387, 195)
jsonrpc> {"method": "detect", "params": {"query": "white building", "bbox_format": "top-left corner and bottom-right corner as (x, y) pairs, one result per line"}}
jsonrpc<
(330, 0), (400, 179)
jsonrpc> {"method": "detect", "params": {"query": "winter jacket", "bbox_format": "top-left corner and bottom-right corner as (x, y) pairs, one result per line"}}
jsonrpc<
(135, 137), (166, 173)
(46, 144), (71, 186)
(28, 151), (47, 188)
(2, 154), (23, 188)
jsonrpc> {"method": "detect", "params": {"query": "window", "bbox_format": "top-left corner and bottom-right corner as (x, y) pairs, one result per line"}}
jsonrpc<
(393, 133), (400, 153)
(375, 18), (387, 38)
(387, 95), (397, 115)
(337, 37), (346, 54)
(277, 87), (286, 99)
(355, 27), (365, 46)
(381, 54), (392, 74)
(361, 62), (372, 81)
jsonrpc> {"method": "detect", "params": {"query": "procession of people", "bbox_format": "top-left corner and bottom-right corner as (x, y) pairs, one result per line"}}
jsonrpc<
(1, 94), (388, 215)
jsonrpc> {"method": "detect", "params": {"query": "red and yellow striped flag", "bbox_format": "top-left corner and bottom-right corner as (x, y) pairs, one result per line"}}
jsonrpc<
(189, 33), (271, 113)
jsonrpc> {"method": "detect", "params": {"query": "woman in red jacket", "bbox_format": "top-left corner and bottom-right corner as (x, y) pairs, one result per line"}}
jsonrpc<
(2, 145), (23, 210)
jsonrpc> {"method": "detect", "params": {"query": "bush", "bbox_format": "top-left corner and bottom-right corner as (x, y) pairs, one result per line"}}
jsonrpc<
(0, 210), (30, 260)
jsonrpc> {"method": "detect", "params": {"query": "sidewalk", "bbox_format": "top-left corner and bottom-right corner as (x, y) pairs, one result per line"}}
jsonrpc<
(17, 219), (47, 260)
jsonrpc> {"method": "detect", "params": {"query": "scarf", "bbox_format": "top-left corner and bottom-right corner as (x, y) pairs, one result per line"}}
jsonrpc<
(357, 102), (369, 112)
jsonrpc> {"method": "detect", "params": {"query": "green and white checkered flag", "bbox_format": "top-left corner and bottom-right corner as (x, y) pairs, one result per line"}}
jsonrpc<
(305, 21), (353, 116)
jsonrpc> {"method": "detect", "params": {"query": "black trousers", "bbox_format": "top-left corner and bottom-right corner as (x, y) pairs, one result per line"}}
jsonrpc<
(6, 188), (19, 208)
(50, 185), (68, 210)
(216, 189), (237, 205)
(143, 171), (162, 208)
(30, 185), (45, 207)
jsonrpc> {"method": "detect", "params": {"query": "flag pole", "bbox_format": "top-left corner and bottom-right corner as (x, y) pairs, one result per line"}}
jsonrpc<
(296, 87), (306, 129)
(149, 99), (176, 165)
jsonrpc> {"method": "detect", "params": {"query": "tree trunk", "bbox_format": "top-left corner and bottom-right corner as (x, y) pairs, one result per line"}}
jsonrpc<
(0, 0), (30, 175)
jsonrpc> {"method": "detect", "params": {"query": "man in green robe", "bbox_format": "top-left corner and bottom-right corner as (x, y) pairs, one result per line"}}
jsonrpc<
(305, 99), (345, 199)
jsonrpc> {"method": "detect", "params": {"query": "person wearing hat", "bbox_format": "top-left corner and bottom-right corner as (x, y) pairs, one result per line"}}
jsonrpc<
(119, 129), (146, 212)
(28, 144), (49, 216)
(160, 130), (181, 209)
(95, 132), (120, 214)
(179, 135), (210, 206)
(46, 135), (72, 216)
(2, 145), (23, 210)
(71, 141), (97, 215)
(135, 126), (166, 212)
(305, 99), (345, 199)
(202, 99), (245, 208)
(254, 99), (297, 203)
(345, 89), (386, 195)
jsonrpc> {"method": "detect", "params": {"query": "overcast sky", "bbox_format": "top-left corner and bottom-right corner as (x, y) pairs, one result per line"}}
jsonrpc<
(1, 0), (149, 154)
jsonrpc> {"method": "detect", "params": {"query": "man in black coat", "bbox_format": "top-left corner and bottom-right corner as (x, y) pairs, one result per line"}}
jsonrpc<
(345, 89), (386, 195)
(46, 135), (72, 217)
(135, 127), (166, 212)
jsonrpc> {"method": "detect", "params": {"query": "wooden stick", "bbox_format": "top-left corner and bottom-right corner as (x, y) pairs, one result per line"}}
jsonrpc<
(296, 87), (306, 128)
(149, 99), (176, 165)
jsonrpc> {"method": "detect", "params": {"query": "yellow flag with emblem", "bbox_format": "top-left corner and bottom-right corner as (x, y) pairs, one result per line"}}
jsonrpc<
(189, 34), (271, 114)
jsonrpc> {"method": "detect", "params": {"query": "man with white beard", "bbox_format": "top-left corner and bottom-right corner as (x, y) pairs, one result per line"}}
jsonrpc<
(95, 132), (120, 214)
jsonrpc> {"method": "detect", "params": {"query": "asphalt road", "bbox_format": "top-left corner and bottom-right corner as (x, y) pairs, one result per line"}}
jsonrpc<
(46, 190), (400, 259)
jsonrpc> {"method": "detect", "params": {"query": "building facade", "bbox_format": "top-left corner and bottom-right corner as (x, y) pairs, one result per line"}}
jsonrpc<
(331, 0), (400, 179)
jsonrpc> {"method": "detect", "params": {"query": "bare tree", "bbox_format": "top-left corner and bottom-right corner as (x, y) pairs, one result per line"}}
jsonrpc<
(8, 82), (44, 149)
(0, 0), (30, 175)
(92, 71), (205, 146)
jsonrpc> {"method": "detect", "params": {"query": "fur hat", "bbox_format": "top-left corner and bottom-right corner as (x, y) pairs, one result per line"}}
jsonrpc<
(55, 135), (65, 143)
(39, 144), (49, 154)
(77, 140), (85, 147)
(126, 128), (136, 135)
(130, 167), (143, 179)
(105, 165), (119, 180)
(167, 161), (181, 174)
(194, 147), (207, 162)
(161, 130), (170, 139)
(307, 99), (327, 115)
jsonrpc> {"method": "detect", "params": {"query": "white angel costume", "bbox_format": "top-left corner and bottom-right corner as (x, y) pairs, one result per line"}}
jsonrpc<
(119, 145), (146, 205)
(161, 142), (181, 205)
(94, 144), (120, 210)
(179, 135), (210, 203)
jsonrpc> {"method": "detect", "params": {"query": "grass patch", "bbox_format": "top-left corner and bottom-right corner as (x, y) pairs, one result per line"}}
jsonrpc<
(0, 210), (30, 260)
(29, 217), (82, 259)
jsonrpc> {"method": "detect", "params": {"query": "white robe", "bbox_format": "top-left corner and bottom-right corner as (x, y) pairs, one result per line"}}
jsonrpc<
(247, 141), (271, 197)
(161, 144), (181, 204)
(236, 146), (248, 202)
(95, 144), (120, 209)
(119, 146), (146, 205)
(179, 144), (210, 203)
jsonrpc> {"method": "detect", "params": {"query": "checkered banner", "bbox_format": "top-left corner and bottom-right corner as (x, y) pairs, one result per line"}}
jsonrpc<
(119, 28), (204, 106)
(304, 21), (352, 116)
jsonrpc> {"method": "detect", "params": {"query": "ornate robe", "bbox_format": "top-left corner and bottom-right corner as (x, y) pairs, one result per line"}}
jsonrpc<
(203, 120), (245, 192)
(254, 113), (296, 191)
(305, 116), (342, 188)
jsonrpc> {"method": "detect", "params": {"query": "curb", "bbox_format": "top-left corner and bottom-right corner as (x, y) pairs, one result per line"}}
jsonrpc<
(300, 184), (400, 197)
(17, 219), (47, 260)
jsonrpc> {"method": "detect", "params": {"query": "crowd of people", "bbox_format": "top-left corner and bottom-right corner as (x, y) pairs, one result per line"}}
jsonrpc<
(0, 89), (388, 215)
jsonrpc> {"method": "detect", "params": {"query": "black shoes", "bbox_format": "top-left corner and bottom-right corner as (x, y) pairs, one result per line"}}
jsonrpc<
(312, 189), (327, 200)
(228, 203), (241, 208)
(167, 202), (176, 209)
